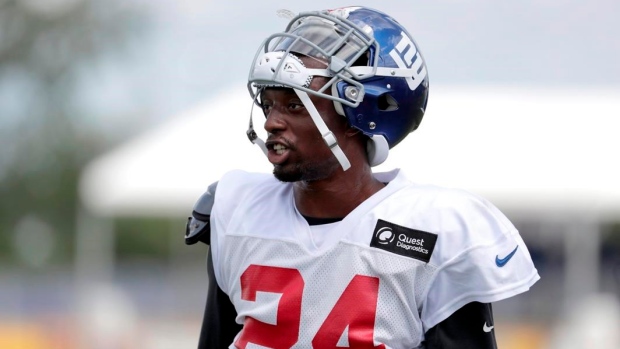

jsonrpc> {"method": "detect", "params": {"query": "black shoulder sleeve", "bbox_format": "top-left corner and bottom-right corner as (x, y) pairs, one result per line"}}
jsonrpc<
(198, 248), (243, 349)
(424, 302), (497, 349)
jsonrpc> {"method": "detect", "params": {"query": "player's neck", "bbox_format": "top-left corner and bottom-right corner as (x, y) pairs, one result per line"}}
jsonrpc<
(293, 166), (385, 219)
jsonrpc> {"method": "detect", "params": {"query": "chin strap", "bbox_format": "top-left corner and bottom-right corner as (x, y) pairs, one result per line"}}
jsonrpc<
(294, 89), (351, 171)
(246, 97), (269, 156)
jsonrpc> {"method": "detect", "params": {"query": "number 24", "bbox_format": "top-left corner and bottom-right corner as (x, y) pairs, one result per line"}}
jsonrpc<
(235, 264), (385, 349)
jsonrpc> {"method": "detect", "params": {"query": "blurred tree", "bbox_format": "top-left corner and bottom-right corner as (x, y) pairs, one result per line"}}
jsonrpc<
(0, 0), (151, 265)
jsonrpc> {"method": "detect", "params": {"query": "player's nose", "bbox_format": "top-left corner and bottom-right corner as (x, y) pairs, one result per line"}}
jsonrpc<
(264, 108), (287, 133)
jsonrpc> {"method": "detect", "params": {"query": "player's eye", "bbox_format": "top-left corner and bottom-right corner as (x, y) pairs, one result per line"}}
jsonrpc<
(288, 102), (305, 111)
(261, 103), (272, 116)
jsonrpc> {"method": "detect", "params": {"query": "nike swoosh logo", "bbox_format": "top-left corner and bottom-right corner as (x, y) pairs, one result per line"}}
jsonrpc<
(483, 322), (494, 333)
(495, 245), (518, 267)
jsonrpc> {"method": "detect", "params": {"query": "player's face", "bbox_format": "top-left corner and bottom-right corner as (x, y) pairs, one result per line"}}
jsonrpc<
(261, 76), (346, 183)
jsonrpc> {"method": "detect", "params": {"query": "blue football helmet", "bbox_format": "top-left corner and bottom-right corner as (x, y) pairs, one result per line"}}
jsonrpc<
(247, 6), (429, 169)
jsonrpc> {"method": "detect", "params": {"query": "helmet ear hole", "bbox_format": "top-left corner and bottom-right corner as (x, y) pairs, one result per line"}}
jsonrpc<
(378, 93), (398, 111)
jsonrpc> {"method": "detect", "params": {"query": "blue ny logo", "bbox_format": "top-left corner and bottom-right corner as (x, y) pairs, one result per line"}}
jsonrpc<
(388, 32), (427, 91)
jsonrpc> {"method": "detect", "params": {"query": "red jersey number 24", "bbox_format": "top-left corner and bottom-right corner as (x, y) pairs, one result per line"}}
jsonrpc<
(234, 264), (385, 349)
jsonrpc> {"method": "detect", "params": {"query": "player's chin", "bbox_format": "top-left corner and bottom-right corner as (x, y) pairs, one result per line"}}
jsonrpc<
(272, 165), (302, 183)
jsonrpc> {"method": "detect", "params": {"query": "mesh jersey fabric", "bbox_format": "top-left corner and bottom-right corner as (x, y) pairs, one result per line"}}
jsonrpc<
(209, 169), (539, 348)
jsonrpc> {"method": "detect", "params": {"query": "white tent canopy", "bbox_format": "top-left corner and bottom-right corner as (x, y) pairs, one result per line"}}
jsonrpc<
(79, 85), (620, 219)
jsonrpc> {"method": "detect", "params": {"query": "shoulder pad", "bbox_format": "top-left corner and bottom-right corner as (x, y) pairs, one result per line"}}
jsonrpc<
(185, 181), (218, 245)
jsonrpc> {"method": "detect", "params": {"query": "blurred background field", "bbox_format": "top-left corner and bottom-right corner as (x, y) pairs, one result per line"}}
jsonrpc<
(1, 0), (620, 348)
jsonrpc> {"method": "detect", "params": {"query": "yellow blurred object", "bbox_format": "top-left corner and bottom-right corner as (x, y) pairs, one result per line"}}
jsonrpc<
(497, 323), (549, 349)
(0, 323), (50, 349)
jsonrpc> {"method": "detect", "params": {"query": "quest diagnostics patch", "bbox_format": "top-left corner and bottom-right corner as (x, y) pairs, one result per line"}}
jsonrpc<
(370, 219), (437, 263)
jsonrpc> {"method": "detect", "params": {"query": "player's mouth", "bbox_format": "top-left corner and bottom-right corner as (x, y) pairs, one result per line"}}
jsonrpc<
(266, 141), (291, 164)
(273, 144), (287, 155)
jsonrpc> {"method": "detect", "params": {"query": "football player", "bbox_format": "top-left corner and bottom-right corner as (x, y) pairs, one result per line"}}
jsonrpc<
(186, 6), (539, 349)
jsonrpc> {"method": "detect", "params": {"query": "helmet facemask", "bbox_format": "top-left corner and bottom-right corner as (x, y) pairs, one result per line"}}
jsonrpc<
(248, 11), (379, 108)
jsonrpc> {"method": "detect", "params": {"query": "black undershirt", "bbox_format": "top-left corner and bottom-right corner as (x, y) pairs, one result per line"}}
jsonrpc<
(301, 214), (343, 225)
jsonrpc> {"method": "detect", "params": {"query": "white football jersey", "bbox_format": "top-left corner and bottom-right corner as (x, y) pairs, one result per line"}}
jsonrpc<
(210, 169), (539, 349)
